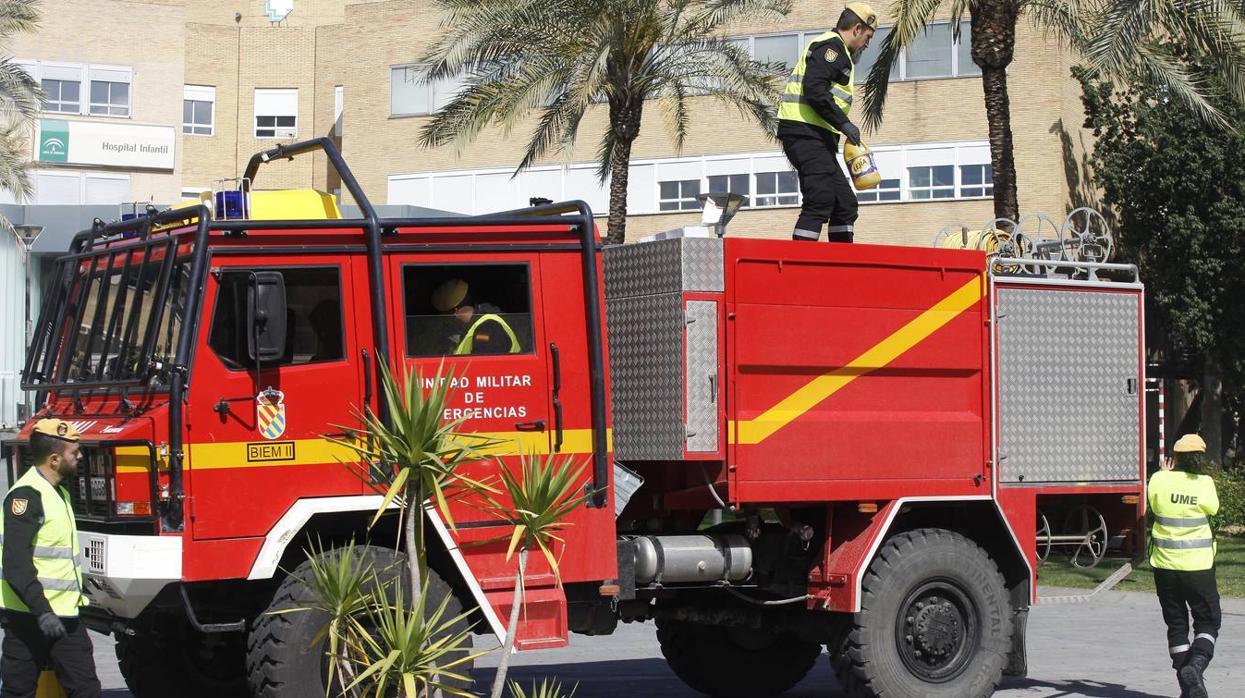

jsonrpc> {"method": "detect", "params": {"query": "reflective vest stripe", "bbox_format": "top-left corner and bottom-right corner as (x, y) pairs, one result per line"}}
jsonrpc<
(1154, 514), (1209, 527)
(1152, 537), (1214, 549)
(454, 314), (520, 355)
(777, 31), (854, 135)
(0, 535), (76, 560)
(0, 570), (80, 591)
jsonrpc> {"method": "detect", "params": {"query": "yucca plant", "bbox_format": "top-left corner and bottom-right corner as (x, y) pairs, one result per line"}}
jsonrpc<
(268, 540), (393, 697)
(479, 453), (596, 698)
(329, 361), (501, 604)
(508, 678), (578, 698)
(346, 588), (487, 698)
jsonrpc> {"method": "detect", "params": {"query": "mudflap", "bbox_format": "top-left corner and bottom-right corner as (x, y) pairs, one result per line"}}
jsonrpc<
(1003, 606), (1028, 677)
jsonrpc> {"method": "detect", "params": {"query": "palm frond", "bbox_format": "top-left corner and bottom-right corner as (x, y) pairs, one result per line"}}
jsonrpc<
(859, 0), (945, 132)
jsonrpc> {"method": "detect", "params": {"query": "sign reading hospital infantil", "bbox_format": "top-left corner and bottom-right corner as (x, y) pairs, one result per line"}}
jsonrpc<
(38, 119), (176, 170)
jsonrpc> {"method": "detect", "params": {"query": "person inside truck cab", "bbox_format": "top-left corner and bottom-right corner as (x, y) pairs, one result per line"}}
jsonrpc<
(430, 278), (520, 355)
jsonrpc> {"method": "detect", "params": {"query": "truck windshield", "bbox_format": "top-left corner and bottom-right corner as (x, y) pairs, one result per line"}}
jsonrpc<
(24, 236), (194, 391)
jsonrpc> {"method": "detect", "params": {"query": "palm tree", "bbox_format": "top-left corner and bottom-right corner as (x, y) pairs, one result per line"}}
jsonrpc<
(0, 0), (45, 202)
(859, 0), (1245, 222)
(417, 0), (790, 244)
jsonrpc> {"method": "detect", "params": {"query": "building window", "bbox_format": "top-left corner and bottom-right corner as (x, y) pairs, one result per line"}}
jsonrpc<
(659, 179), (701, 211)
(857, 178), (901, 202)
(908, 164), (955, 199)
(255, 88), (298, 138)
(959, 164), (993, 197)
(708, 173), (749, 207)
(42, 78), (80, 113)
(183, 85), (214, 136)
(755, 171), (799, 207)
(390, 65), (466, 117)
(904, 23), (954, 79)
(90, 81), (129, 116)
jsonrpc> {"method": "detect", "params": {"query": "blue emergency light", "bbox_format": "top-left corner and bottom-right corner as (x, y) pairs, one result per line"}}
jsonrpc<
(215, 190), (248, 220)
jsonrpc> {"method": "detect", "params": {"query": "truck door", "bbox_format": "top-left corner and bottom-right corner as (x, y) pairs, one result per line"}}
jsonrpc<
(387, 254), (552, 454)
(188, 258), (369, 540)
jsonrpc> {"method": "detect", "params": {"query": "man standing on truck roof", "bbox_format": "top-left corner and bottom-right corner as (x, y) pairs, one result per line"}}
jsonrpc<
(1149, 433), (1221, 698)
(777, 2), (879, 243)
(0, 419), (101, 698)
(431, 278), (521, 355)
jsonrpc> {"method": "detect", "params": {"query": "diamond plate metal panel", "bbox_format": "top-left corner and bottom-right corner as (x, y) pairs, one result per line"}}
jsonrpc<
(685, 300), (719, 453)
(606, 293), (684, 460)
(604, 238), (723, 298)
(997, 288), (1141, 483)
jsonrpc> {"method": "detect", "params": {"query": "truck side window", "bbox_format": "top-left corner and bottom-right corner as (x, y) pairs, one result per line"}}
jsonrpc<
(209, 267), (344, 369)
(403, 264), (535, 357)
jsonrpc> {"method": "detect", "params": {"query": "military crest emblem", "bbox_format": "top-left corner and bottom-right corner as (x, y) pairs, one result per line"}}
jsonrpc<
(11, 498), (27, 516)
(257, 388), (287, 440)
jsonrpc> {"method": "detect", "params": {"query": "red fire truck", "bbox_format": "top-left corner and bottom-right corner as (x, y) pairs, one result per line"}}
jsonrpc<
(4, 139), (1145, 698)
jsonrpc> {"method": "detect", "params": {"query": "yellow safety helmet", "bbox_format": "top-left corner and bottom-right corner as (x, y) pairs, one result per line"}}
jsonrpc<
(32, 418), (81, 442)
(431, 278), (470, 313)
(844, 2), (879, 30)
(1172, 433), (1207, 453)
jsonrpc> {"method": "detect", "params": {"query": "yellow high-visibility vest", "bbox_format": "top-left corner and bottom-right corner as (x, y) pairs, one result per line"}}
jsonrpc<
(0, 468), (87, 617)
(1148, 470), (1219, 571)
(777, 31), (855, 136)
(453, 313), (520, 355)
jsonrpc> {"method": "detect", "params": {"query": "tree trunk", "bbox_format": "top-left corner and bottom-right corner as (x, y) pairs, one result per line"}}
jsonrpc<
(605, 98), (642, 246)
(405, 490), (423, 607)
(971, 1), (1020, 222)
(488, 547), (528, 698)
(1203, 359), (1224, 464)
(606, 136), (634, 245)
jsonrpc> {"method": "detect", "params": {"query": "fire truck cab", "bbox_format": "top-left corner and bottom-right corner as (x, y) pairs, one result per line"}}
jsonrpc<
(4, 139), (1146, 698)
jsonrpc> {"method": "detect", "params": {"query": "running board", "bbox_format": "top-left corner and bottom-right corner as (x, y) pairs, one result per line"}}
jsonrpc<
(1040, 562), (1134, 604)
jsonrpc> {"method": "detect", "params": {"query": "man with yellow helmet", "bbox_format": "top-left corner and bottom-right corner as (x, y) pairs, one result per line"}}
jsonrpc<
(1, 419), (102, 696)
(1149, 433), (1221, 698)
(777, 2), (881, 243)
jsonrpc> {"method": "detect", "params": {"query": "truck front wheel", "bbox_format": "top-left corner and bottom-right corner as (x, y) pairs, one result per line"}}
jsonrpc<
(656, 617), (822, 697)
(245, 545), (471, 697)
(831, 528), (1011, 698)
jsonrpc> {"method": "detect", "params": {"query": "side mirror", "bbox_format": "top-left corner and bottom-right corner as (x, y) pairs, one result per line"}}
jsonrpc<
(247, 271), (287, 362)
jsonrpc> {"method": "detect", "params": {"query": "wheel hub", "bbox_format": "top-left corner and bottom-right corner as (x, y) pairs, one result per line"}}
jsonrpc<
(910, 601), (960, 657)
(894, 581), (979, 683)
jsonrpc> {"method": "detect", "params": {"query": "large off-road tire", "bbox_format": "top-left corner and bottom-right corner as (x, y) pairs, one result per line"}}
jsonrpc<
(246, 545), (471, 697)
(116, 612), (248, 698)
(656, 617), (822, 697)
(831, 528), (1012, 698)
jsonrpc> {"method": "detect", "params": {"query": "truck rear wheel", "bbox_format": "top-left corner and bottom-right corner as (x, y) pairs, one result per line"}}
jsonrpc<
(656, 617), (822, 697)
(245, 545), (471, 697)
(116, 614), (248, 698)
(831, 528), (1011, 698)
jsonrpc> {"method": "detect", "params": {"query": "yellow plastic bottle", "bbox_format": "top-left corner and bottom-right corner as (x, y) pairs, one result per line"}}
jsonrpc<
(844, 141), (882, 191)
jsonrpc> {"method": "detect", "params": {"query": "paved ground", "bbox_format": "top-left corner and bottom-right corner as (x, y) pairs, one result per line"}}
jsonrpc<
(59, 585), (1240, 697)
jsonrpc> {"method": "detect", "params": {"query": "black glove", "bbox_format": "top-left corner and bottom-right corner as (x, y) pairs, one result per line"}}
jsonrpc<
(37, 612), (66, 640)
(840, 121), (862, 146)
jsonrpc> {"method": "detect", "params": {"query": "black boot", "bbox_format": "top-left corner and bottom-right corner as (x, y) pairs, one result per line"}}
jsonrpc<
(1178, 654), (1210, 698)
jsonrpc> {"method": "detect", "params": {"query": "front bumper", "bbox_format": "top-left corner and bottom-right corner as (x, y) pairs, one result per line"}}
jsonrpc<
(79, 531), (181, 620)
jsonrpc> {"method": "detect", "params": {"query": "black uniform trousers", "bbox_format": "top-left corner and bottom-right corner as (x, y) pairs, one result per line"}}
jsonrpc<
(1154, 567), (1221, 669)
(0, 612), (101, 698)
(780, 132), (857, 242)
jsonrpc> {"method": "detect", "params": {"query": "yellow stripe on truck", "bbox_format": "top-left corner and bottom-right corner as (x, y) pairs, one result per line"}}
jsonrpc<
(183, 429), (611, 470)
(731, 275), (984, 445)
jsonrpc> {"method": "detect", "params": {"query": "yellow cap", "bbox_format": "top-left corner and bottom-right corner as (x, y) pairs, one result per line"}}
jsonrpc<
(1173, 433), (1207, 453)
(845, 2), (879, 29)
(431, 278), (469, 312)
(32, 418), (81, 442)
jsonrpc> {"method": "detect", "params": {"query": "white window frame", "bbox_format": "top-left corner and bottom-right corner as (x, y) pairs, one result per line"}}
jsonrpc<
(958, 163), (994, 198)
(254, 88), (298, 139)
(33, 170), (130, 205)
(857, 141), (993, 205)
(18, 61), (134, 117)
(183, 85), (215, 136)
(334, 85), (344, 137)
(390, 64), (466, 117)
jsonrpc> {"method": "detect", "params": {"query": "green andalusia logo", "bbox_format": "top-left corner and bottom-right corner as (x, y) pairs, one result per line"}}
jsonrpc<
(38, 120), (69, 163)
